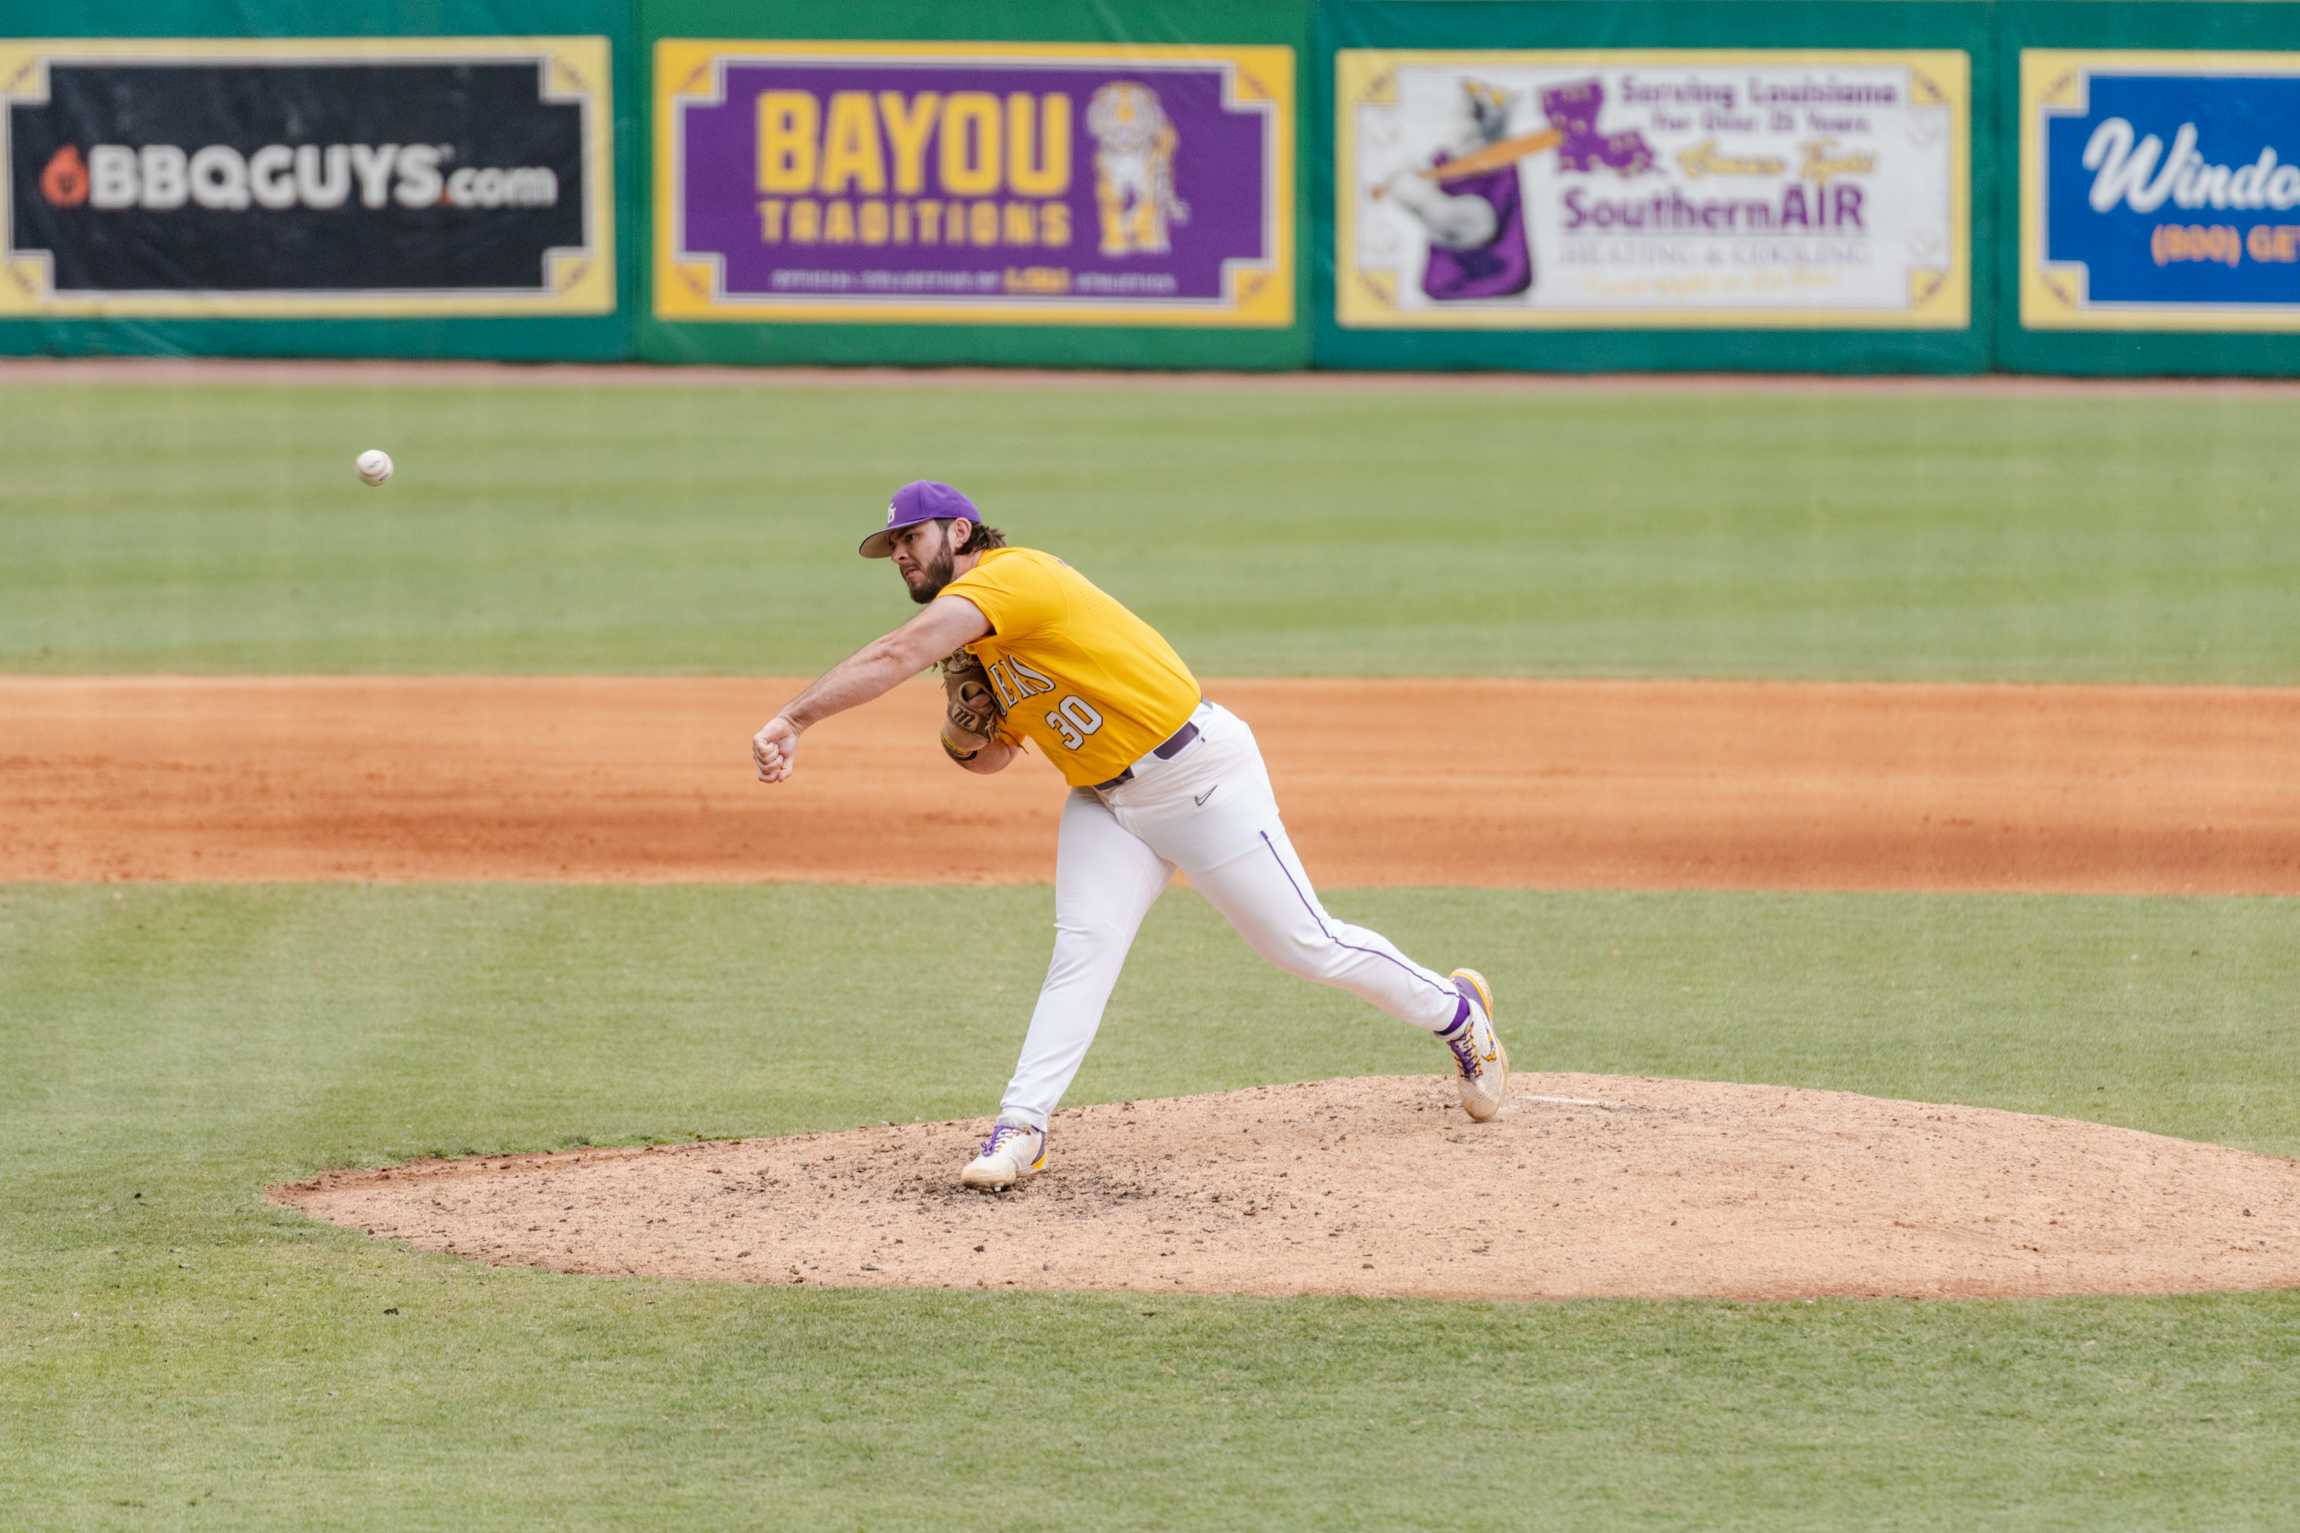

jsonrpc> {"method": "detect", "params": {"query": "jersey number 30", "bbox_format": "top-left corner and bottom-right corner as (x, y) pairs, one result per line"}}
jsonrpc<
(1045, 695), (1104, 751)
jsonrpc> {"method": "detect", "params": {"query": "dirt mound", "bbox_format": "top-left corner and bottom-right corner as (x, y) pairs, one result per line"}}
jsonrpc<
(273, 1074), (2300, 1302)
(12, 676), (2300, 892)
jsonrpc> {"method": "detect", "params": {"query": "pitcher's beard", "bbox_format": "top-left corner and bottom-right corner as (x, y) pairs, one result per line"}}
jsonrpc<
(906, 544), (956, 604)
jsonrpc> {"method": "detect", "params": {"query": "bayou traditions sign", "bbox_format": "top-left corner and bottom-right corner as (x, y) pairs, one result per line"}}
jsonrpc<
(655, 41), (1294, 326)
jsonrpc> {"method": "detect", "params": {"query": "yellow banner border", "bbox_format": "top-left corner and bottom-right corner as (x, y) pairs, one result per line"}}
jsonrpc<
(0, 37), (616, 319)
(1335, 48), (1970, 332)
(652, 39), (1295, 329)
(2022, 48), (2300, 333)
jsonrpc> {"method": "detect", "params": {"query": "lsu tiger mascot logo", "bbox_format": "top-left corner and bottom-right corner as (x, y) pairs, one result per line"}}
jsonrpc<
(1086, 81), (1188, 257)
(1377, 77), (1536, 302)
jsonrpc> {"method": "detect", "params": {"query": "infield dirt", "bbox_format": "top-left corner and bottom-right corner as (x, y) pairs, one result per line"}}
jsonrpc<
(8, 674), (2299, 893)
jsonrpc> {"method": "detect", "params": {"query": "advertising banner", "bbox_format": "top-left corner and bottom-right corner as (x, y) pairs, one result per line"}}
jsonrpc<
(654, 40), (1293, 326)
(0, 38), (615, 318)
(1335, 49), (1968, 329)
(2023, 50), (2300, 331)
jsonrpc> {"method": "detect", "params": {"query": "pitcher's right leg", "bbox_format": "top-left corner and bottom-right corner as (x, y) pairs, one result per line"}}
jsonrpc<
(994, 788), (1175, 1133)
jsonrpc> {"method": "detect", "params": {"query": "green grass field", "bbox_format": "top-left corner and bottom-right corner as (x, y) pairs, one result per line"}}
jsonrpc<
(6, 374), (2298, 1529)
(7, 886), (2299, 1529)
(5, 377), (2297, 681)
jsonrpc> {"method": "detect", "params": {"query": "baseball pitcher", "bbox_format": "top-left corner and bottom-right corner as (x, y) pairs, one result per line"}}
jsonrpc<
(751, 481), (1507, 1188)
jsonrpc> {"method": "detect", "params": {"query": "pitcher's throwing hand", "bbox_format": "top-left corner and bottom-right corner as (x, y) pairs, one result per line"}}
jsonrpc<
(751, 714), (799, 783)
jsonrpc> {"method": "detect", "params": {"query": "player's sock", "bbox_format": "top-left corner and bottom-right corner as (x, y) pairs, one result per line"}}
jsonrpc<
(1436, 990), (1472, 1038)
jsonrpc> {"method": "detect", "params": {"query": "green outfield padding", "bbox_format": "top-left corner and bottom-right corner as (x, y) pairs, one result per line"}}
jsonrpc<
(633, 0), (1314, 370)
(1314, 0), (1998, 376)
(1994, 0), (2300, 379)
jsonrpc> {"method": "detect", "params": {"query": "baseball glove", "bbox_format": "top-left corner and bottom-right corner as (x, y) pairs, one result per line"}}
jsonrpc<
(939, 648), (1002, 745)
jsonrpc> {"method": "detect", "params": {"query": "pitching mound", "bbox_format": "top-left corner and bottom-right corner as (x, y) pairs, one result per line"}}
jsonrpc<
(272, 1074), (2300, 1302)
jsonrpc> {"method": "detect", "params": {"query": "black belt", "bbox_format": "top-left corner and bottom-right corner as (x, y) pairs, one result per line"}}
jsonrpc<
(1091, 719), (1200, 793)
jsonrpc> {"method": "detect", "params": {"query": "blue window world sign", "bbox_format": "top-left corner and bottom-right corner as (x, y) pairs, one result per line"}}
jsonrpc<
(2023, 50), (2300, 330)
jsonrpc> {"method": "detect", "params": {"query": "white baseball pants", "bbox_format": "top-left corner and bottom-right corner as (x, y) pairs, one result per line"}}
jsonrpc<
(999, 700), (1468, 1129)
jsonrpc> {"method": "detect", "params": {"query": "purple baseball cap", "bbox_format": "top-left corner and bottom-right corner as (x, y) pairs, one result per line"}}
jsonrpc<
(858, 480), (980, 559)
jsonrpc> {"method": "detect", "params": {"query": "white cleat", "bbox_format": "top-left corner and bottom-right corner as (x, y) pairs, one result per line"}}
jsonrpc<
(1442, 968), (1509, 1122)
(960, 1112), (1048, 1190)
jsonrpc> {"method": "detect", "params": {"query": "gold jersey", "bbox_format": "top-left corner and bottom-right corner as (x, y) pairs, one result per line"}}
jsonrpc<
(942, 547), (1200, 787)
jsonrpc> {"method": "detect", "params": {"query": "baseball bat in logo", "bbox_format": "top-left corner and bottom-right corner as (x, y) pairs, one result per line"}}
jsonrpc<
(0, 38), (615, 317)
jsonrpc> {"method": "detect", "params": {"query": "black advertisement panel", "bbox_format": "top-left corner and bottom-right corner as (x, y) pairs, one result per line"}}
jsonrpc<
(0, 40), (613, 315)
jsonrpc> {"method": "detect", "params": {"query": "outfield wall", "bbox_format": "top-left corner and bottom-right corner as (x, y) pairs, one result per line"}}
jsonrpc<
(2000, 0), (2300, 377)
(0, 0), (638, 360)
(5, 0), (2300, 374)
(639, 0), (1309, 370)
(1317, 1), (1992, 376)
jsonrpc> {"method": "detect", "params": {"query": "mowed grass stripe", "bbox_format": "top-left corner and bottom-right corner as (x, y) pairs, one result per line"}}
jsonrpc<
(3, 378), (2296, 681)
(6, 885), (2297, 1170)
(3, 883), (2297, 1530)
(9, 1280), (2297, 1531)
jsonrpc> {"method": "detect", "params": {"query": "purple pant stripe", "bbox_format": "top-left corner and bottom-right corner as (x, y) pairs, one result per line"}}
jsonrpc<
(1258, 831), (1458, 1003)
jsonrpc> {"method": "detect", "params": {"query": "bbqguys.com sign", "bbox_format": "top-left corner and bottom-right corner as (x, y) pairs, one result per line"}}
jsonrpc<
(1, 39), (615, 317)
(2025, 50), (2300, 329)
(60, 142), (562, 213)
(655, 41), (1294, 326)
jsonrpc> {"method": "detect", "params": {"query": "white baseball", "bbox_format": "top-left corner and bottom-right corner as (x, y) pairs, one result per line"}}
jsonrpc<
(355, 449), (394, 487)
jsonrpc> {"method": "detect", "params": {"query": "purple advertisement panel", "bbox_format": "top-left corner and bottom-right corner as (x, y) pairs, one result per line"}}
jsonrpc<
(655, 41), (1294, 325)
